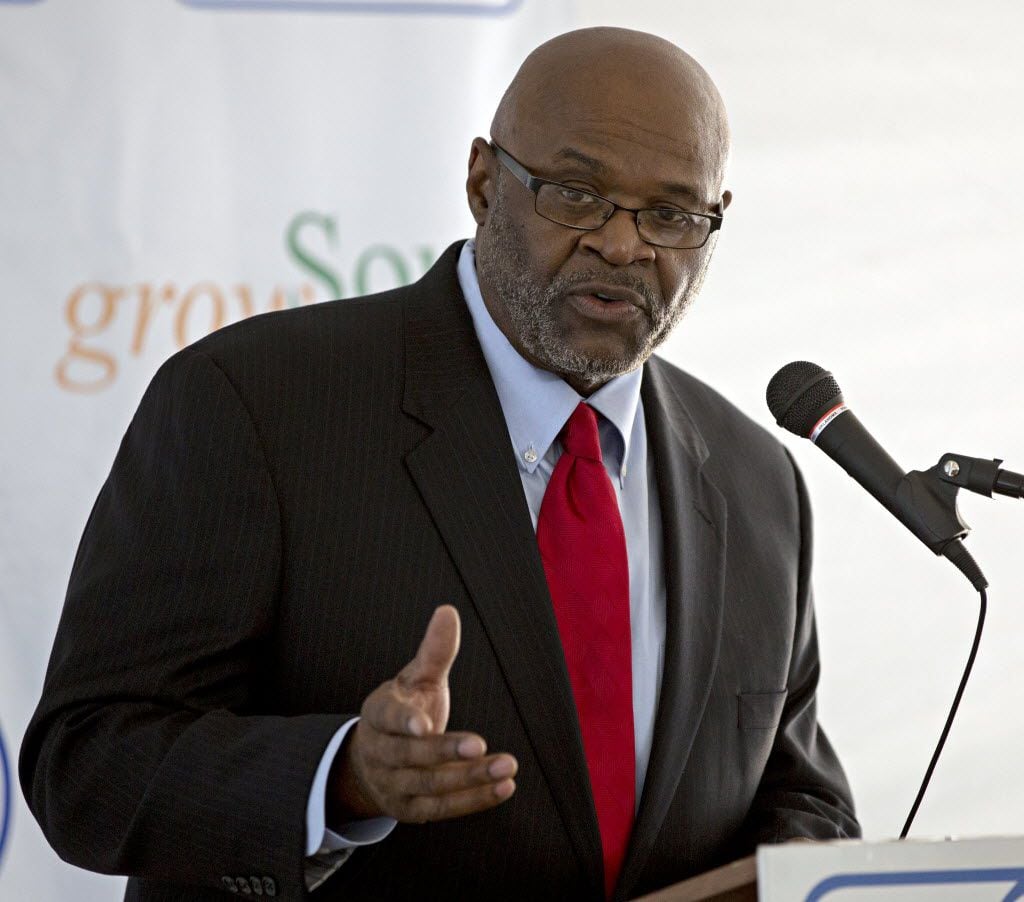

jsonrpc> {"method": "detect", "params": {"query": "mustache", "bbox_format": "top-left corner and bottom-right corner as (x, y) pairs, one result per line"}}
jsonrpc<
(550, 270), (659, 314)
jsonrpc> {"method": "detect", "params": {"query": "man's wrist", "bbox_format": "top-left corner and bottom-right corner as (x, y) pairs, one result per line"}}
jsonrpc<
(327, 723), (384, 826)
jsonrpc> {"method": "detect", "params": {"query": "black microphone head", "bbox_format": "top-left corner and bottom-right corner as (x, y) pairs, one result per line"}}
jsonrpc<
(767, 361), (845, 437)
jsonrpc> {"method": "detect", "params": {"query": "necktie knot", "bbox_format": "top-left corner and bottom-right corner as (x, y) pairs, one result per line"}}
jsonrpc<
(560, 402), (603, 462)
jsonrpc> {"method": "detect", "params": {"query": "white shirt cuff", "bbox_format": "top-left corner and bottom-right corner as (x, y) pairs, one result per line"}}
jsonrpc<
(305, 717), (398, 856)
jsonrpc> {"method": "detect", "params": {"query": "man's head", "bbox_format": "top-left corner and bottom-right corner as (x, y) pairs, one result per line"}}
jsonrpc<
(466, 27), (731, 396)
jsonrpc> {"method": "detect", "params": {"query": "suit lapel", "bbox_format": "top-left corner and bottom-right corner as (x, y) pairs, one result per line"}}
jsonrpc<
(617, 359), (728, 899)
(401, 243), (604, 897)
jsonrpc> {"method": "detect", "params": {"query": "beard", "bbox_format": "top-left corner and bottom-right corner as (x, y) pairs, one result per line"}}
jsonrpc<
(475, 176), (712, 385)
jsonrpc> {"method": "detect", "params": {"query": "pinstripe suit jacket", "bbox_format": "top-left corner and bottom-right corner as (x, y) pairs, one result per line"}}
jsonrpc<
(21, 241), (858, 901)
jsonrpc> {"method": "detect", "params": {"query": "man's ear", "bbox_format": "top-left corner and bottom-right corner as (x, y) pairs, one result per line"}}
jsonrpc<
(720, 189), (733, 211)
(466, 137), (496, 226)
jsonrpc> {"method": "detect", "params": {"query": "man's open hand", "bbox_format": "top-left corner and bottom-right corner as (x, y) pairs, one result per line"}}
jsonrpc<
(327, 605), (518, 825)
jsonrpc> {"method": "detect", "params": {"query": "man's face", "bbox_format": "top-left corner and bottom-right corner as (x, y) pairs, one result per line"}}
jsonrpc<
(471, 92), (730, 393)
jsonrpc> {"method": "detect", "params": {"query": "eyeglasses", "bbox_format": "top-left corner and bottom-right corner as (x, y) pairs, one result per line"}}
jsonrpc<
(490, 142), (723, 250)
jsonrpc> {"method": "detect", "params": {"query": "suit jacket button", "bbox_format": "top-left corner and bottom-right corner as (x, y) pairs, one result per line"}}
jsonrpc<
(262, 876), (278, 897)
(222, 876), (239, 893)
(249, 876), (264, 895)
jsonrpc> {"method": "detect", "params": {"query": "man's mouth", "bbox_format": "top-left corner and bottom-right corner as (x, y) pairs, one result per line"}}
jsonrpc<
(561, 280), (651, 325)
(571, 282), (648, 312)
(567, 292), (643, 322)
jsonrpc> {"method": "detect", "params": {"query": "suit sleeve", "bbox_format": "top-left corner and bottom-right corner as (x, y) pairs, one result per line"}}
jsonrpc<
(736, 450), (861, 846)
(19, 348), (353, 900)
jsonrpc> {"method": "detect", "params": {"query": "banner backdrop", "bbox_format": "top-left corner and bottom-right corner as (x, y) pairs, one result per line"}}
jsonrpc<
(0, 1), (575, 898)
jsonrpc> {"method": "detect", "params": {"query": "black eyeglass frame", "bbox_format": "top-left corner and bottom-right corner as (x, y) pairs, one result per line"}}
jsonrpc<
(490, 141), (723, 250)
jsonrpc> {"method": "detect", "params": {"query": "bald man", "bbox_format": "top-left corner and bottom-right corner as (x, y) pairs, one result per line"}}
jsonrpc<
(22, 27), (859, 902)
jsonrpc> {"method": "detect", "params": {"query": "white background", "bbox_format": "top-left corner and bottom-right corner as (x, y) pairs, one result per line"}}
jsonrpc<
(1, 1), (1022, 899)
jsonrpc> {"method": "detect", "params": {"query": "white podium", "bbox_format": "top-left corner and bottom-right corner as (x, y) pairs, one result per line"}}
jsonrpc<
(759, 836), (1024, 901)
(633, 836), (1024, 901)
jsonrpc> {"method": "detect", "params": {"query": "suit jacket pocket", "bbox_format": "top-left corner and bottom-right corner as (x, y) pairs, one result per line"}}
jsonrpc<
(737, 689), (788, 730)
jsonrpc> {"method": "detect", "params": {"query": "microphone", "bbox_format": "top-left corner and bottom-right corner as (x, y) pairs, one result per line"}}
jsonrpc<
(766, 361), (986, 589)
(769, 362), (994, 842)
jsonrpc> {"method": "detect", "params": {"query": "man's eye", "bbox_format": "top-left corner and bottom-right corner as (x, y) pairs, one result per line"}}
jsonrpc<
(558, 188), (598, 204)
(651, 208), (687, 223)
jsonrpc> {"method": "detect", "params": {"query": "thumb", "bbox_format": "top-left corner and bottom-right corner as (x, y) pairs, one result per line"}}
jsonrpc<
(403, 605), (461, 687)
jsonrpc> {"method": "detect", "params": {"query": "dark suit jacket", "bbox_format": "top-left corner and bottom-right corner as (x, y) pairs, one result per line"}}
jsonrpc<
(21, 240), (858, 901)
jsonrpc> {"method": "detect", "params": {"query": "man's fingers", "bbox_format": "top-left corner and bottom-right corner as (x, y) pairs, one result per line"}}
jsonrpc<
(390, 754), (518, 798)
(366, 730), (487, 768)
(403, 778), (517, 824)
(400, 605), (461, 687)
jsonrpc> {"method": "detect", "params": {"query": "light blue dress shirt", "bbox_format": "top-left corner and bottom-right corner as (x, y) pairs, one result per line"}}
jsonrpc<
(302, 240), (667, 887)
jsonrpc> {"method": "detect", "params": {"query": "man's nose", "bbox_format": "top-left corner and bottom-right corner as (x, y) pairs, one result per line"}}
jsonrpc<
(577, 209), (657, 266)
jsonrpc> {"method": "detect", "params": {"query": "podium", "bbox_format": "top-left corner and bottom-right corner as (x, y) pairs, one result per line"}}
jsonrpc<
(632, 836), (1024, 901)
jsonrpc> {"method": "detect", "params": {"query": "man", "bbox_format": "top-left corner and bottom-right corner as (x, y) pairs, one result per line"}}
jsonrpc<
(21, 26), (859, 902)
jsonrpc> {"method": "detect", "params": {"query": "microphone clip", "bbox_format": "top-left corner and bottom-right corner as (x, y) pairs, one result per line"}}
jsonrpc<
(896, 452), (1023, 557)
(896, 468), (969, 555)
(898, 462), (989, 590)
(932, 453), (1024, 500)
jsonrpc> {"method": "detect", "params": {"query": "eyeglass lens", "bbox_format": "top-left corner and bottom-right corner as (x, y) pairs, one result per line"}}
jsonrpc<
(534, 183), (711, 249)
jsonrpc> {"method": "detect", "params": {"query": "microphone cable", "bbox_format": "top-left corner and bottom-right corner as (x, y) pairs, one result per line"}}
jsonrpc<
(899, 582), (987, 838)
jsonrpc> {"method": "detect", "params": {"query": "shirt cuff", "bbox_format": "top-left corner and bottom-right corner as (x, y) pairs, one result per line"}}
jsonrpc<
(305, 717), (398, 856)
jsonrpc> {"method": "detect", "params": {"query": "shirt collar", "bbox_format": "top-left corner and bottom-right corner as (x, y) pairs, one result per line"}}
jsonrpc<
(457, 239), (642, 475)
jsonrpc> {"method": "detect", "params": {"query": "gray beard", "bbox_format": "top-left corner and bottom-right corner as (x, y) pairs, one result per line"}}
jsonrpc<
(476, 180), (709, 385)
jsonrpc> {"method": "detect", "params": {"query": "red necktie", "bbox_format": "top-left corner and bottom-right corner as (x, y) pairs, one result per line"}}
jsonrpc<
(537, 402), (635, 899)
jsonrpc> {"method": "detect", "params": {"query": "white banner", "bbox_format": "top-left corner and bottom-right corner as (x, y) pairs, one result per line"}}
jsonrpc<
(0, 1), (575, 897)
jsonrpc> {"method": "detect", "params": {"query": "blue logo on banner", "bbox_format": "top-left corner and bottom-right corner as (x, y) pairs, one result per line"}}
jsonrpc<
(179, 0), (522, 14)
(0, 722), (11, 871)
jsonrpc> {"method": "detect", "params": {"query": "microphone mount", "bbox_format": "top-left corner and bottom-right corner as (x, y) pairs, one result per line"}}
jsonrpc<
(932, 453), (1024, 500)
(889, 464), (986, 589)
(895, 452), (1024, 591)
